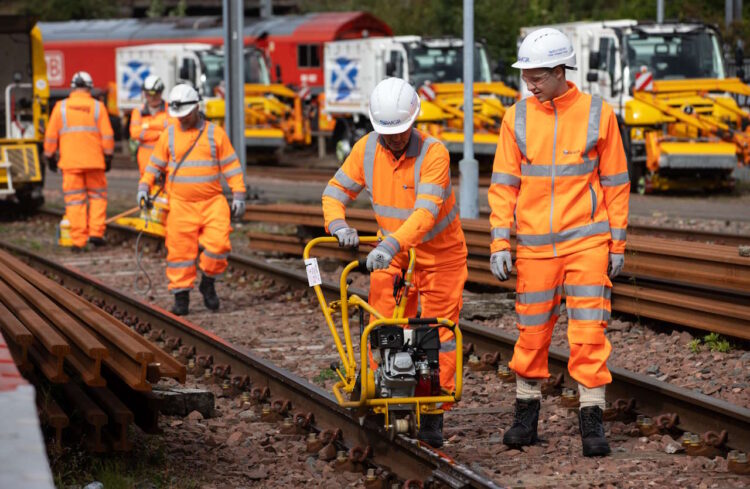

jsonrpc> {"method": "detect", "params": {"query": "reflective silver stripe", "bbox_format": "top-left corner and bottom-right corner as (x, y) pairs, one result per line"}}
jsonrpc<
(233, 192), (245, 201)
(585, 96), (603, 154)
(138, 183), (149, 192)
(167, 260), (195, 269)
(322, 185), (352, 205)
(373, 203), (411, 220)
(66, 199), (87, 206)
(517, 304), (560, 326)
(170, 174), (220, 184)
(380, 235), (401, 255)
(491, 227), (511, 240)
(150, 155), (166, 167)
(491, 171), (521, 187)
(416, 182), (444, 197)
(223, 166), (243, 178)
(517, 286), (563, 305)
(169, 159), (216, 169)
(87, 194), (106, 200)
(334, 168), (364, 193)
(520, 158), (597, 177)
(139, 128), (147, 141)
(61, 100), (67, 128)
(423, 204), (458, 242)
(514, 99), (527, 158)
(146, 166), (161, 175)
(568, 308), (610, 322)
(168, 125), (175, 163)
(328, 219), (348, 234)
(64, 189), (86, 196)
(220, 154), (238, 166)
(44, 137), (58, 143)
(362, 132), (378, 198)
(413, 133), (439, 196)
(611, 228), (627, 241)
(202, 249), (228, 260)
(414, 198), (439, 218)
(94, 100), (100, 122)
(60, 126), (100, 134)
(140, 143), (155, 150)
(600, 171), (630, 187)
(517, 220), (610, 247)
(439, 339), (456, 352)
(564, 284), (612, 300)
(208, 123), (217, 162)
(171, 288), (192, 294)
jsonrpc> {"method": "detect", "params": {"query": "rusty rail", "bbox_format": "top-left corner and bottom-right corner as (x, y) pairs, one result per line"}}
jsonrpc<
(245, 231), (750, 340)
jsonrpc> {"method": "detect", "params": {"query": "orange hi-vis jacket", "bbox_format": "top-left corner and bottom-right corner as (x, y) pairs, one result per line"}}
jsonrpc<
(323, 129), (467, 270)
(130, 102), (173, 174)
(44, 90), (114, 170)
(139, 118), (246, 202)
(489, 82), (630, 259)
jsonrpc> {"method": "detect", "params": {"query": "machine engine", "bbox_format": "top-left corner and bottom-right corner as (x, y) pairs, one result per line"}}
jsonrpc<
(371, 326), (441, 406)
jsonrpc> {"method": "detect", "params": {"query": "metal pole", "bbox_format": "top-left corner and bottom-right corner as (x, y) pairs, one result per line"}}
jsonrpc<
(657, 0), (664, 23)
(223, 0), (246, 170)
(727, 0), (734, 28)
(459, 0), (479, 219)
(260, 0), (272, 19)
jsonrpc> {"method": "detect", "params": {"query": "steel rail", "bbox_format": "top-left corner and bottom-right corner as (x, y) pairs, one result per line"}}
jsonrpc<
(244, 231), (750, 340)
(0, 239), (504, 489)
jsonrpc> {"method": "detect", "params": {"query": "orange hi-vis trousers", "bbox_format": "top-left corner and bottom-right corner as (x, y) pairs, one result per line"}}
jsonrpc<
(368, 261), (467, 407)
(165, 194), (231, 292)
(62, 170), (107, 247)
(509, 243), (613, 388)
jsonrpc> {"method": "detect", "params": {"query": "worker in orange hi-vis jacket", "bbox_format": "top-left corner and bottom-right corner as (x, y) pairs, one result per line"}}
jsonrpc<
(321, 77), (468, 449)
(488, 28), (630, 458)
(138, 84), (246, 316)
(44, 71), (114, 252)
(129, 75), (174, 177)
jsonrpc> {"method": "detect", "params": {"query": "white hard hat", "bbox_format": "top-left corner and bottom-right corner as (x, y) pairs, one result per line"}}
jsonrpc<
(368, 77), (421, 135)
(513, 28), (576, 70)
(168, 84), (200, 118)
(71, 71), (94, 89)
(143, 74), (165, 93)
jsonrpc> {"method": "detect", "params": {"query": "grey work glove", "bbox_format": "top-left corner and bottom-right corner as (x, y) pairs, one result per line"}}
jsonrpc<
(366, 243), (396, 272)
(490, 250), (513, 281)
(137, 189), (149, 209)
(608, 253), (625, 279)
(231, 198), (246, 218)
(333, 227), (359, 248)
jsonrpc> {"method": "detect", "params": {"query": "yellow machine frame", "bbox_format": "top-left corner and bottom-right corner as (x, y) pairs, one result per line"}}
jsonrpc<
(303, 236), (463, 432)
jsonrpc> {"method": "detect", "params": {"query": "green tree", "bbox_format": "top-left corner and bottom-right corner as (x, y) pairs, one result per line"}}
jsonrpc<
(20, 0), (116, 20)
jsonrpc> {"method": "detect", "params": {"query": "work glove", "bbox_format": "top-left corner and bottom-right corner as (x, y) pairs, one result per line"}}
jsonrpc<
(104, 154), (113, 172)
(333, 227), (359, 248)
(137, 189), (150, 209)
(366, 242), (396, 272)
(490, 250), (513, 281)
(45, 154), (58, 173)
(231, 198), (246, 218)
(608, 253), (625, 279)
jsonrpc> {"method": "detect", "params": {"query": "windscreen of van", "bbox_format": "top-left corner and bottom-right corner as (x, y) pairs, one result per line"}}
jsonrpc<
(405, 43), (492, 88)
(198, 49), (271, 97)
(625, 30), (725, 84)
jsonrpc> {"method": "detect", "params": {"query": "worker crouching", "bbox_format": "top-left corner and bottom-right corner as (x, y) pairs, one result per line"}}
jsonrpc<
(44, 71), (114, 251)
(489, 28), (630, 457)
(138, 84), (246, 316)
(322, 77), (468, 448)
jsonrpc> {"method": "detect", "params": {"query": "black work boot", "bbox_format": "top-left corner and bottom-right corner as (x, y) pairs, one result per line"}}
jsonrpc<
(199, 274), (220, 311)
(579, 406), (611, 457)
(88, 236), (106, 247)
(503, 398), (540, 447)
(417, 413), (443, 448)
(171, 291), (189, 316)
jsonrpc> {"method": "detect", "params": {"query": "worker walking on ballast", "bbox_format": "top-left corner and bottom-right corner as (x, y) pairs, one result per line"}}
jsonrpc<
(488, 28), (630, 457)
(44, 71), (114, 251)
(129, 75), (173, 177)
(138, 84), (247, 316)
(322, 77), (468, 448)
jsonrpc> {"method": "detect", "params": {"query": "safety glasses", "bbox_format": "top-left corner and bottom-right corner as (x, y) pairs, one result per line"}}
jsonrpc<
(521, 69), (554, 88)
(143, 89), (162, 96)
(168, 100), (199, 110)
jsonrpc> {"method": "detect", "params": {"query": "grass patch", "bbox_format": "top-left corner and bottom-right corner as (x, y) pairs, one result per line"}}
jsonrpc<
(689, 333), (733, 353)
(313, 367), (338, 385)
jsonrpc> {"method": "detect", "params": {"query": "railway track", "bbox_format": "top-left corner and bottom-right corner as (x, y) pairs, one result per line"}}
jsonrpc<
(12, 211), (749, 485)
(242, 204), (750, 340)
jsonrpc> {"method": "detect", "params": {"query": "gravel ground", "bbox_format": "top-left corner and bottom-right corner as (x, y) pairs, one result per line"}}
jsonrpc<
(1, 217), (747, 488)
